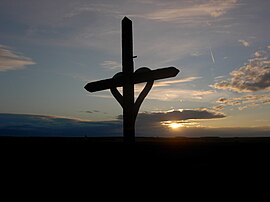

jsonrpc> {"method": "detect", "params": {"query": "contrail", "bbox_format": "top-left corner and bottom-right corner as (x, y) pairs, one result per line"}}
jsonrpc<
(210, 47), (215, 64)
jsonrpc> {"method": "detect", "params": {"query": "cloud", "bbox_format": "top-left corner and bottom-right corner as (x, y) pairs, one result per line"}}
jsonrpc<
(134, 108), (269, 137)
(1, 113), (270, 138)
(93, 85), (216, 102)
(0, 113), (121, 137)
(215, 94), (270, 110)
(211, 47), (270, 92)
(136, 77), (215, 101)
(212, 105), (225, 111)
(0, 45), (35, 72)
(118, 108), (226, 135)
(214, 76), (225, 81)
(191, 90), (216, 100)
(63, 0), (239, 24)
(100, 60), (121, 70)
(217, 97), (241, 106)
(254, 50), (266, 57)
(83, 110), (101, 114)
(0, 0), (241, 68)
(144, 89), (216, 101)
(191, 51), (203, 56)
(238, 39), (250, 47)
(210, 47), (215, 64)
(4, 108), (224, 138)
(217, 97), (228, 103)
(154, 77), (202, 87)
(119, 108), (226, 123)
(143, 0), (238, 22)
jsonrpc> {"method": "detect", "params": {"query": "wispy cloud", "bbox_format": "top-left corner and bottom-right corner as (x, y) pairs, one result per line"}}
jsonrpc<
(64, 0), (239, 24)
(191, 90), (216, 100)
(217, 97), (241, 106)
(214, 76), (225, 80)
(0, 0), (242, 68)
(212, 105), (225, 111)
(238, 39), (250, 47)
(93, 87), (217, 102)
(143, 0), (238, 22)
(211, 46), (270, 92)
(154, 77), (202, 87)
(254, 50), (266, 57)
(146, 89), (215, 101)
(83, 110), (101, 114)
(135, 76), (214, 101)
(100, 60), (121, 70)
(94, 75), (211, 102)
(191, 51), (203, 56)
(216, 94), (270, 111)
(210, 47), (215, 64)
(0, 45), (35, 72)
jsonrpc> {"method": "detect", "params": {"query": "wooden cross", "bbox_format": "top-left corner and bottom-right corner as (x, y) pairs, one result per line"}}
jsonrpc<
(84, 17), (179, 142)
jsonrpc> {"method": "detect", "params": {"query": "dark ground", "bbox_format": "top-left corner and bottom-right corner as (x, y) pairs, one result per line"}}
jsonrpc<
(1, 136), (270, 193)
(1, 136), (270, 170)
(1, 136), (269, 198)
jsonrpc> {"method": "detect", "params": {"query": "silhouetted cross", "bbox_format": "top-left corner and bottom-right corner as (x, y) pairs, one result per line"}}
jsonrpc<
(84, 17), (179, 142)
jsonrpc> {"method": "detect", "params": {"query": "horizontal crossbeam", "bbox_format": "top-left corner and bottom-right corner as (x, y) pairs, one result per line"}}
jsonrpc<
(84, 67), (179, 93)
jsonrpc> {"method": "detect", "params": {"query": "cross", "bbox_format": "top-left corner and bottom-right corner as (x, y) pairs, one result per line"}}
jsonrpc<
(84, 17), (179, 142)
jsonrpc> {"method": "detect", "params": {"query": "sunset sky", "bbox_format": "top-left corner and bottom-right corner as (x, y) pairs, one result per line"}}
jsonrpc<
(0, 0), (269, 137)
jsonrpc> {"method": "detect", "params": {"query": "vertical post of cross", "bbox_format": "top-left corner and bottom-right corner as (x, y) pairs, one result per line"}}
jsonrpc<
(122, 17), (135, 142)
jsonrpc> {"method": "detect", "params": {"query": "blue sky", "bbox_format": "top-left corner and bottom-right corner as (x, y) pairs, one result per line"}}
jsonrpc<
(0, 0), (269, 137)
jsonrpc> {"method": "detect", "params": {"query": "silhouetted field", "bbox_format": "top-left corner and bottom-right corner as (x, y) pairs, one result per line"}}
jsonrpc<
(1, 136), (269, 194)
(1, 136), (270, 172)
(2, 136), (270, 191)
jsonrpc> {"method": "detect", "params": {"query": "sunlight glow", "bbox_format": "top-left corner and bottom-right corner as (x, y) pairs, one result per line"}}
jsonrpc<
(168, 122), (184, 129)
(161, 120), (201, 130)
(161, 121), (184, 130)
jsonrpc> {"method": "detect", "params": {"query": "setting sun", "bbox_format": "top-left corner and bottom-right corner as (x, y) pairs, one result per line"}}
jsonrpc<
(161, 121), (184, 129)
(168, 122), (183, 129)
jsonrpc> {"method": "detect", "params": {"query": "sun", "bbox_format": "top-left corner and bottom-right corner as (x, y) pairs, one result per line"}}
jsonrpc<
(161, 121), (186, 130)
(168, 122), (183, 129)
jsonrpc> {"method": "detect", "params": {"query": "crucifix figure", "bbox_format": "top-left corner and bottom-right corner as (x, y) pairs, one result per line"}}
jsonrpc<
(84, 17), (179, 142)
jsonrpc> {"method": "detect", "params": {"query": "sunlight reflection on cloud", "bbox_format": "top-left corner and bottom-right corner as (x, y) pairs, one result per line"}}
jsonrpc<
(161, 120), (201, 130)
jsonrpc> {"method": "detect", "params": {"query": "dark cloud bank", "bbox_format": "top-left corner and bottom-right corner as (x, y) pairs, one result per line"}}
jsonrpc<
(0, 113), (121, 137)
(1, 112), (269, 137)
